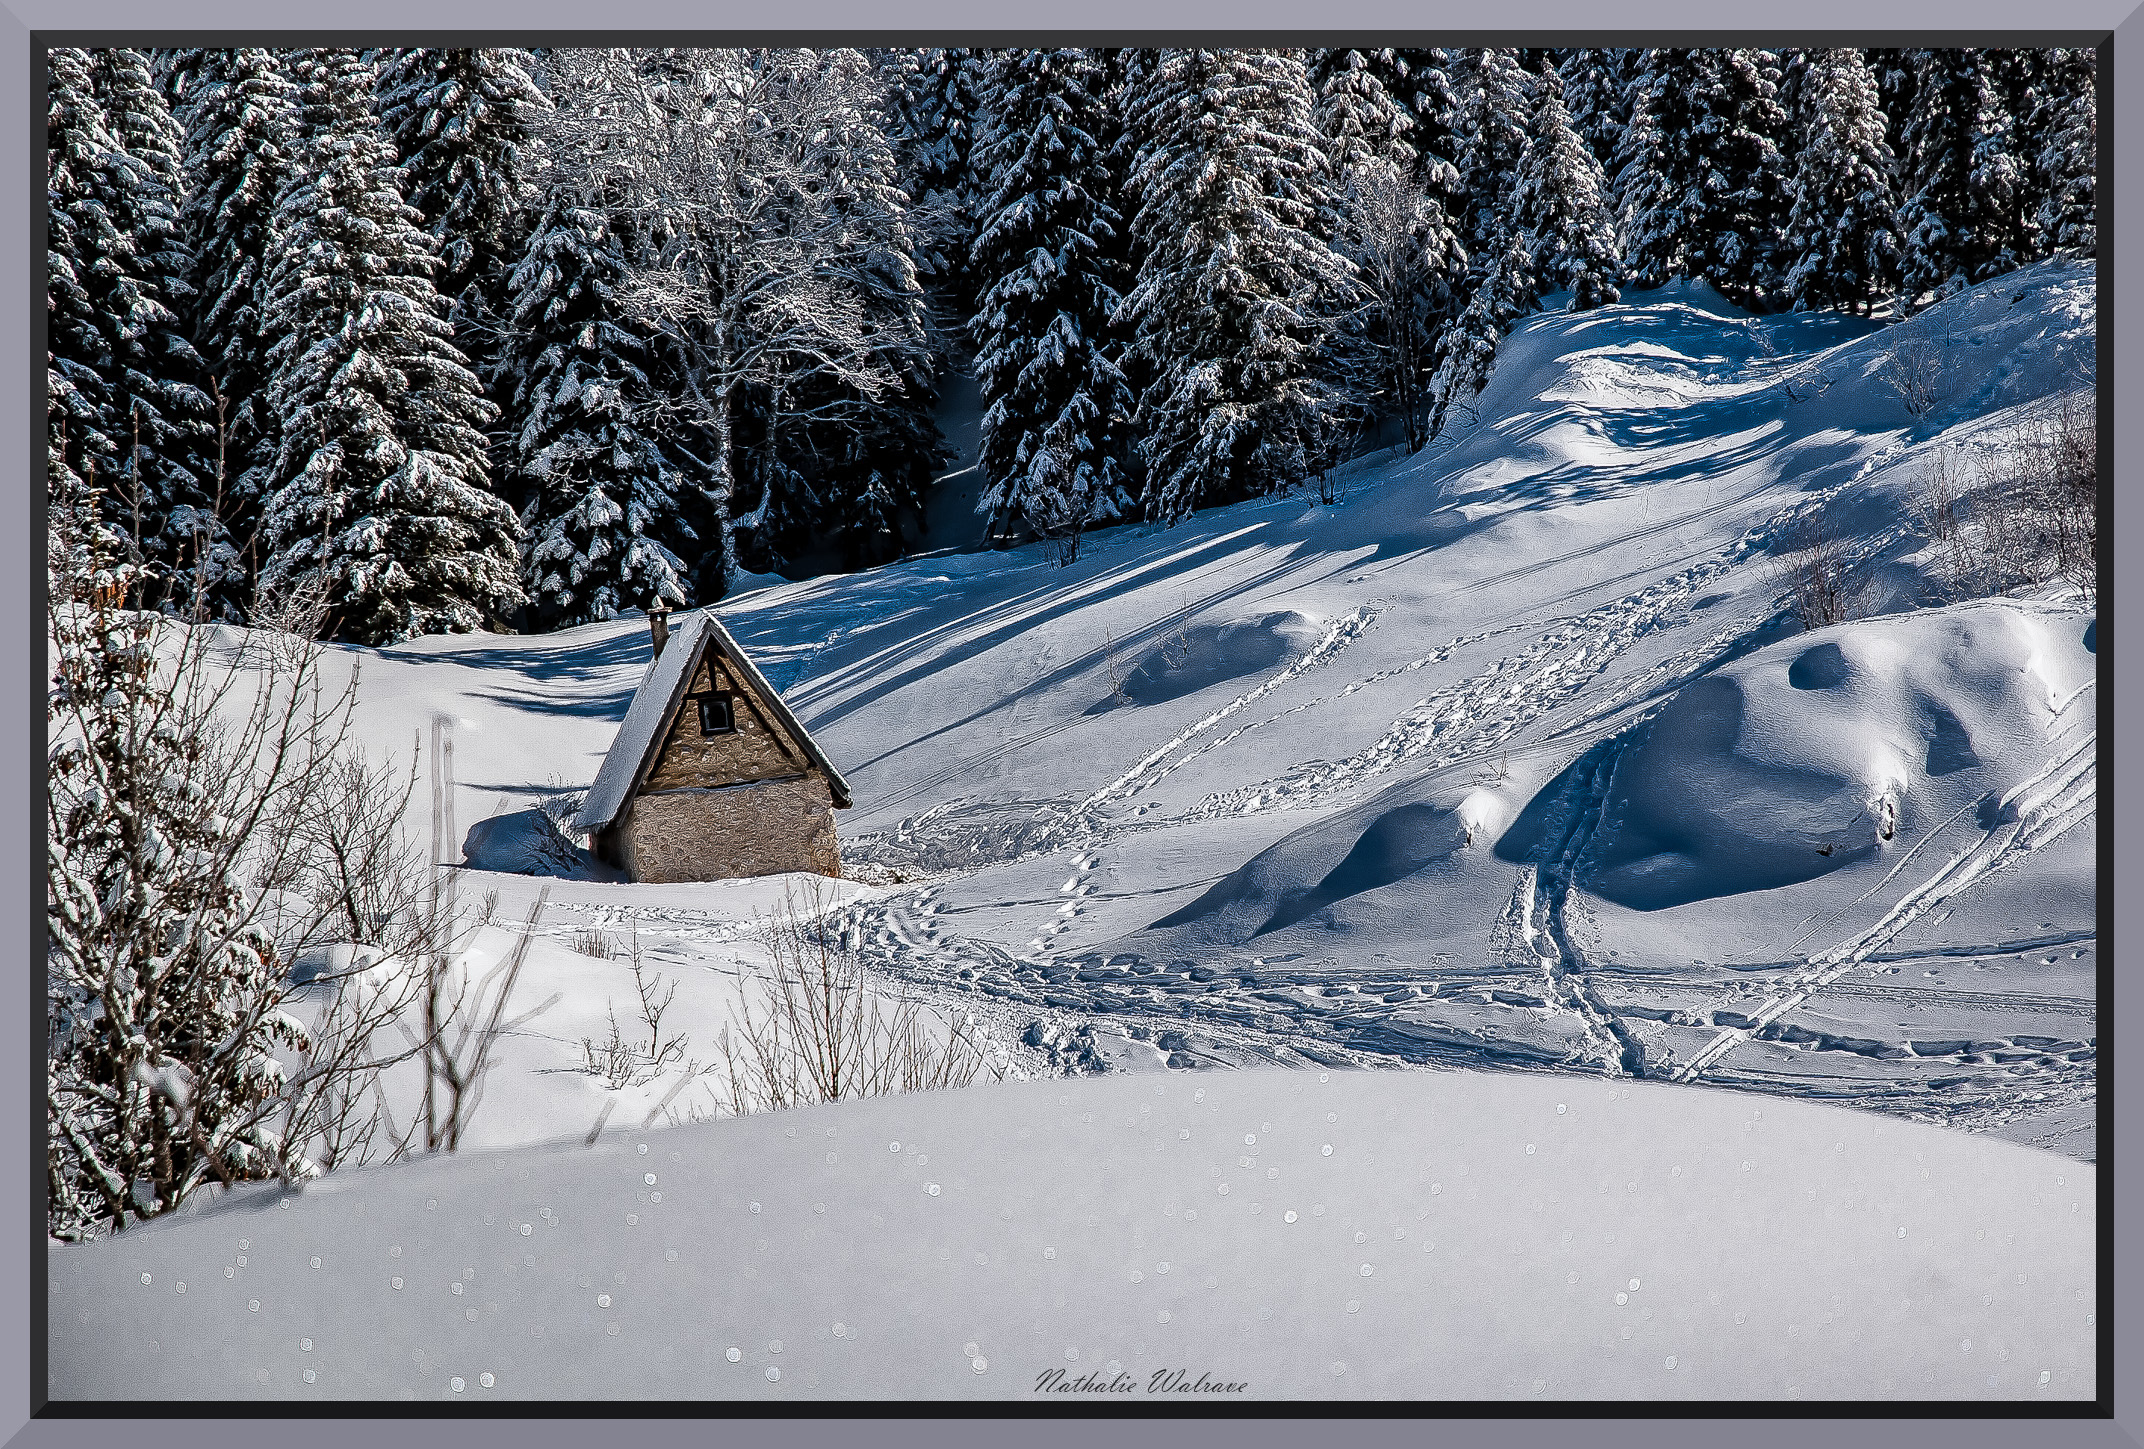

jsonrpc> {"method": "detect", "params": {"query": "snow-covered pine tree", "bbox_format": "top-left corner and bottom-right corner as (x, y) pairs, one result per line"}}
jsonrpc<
(1310, 48), (1418, 173)
(1385, 48), (1461, 194)
(47, 47), (122, 502)
(1896, 49), (2033, 304)
(1118, 48), (1356, 523)
(376, 48), (550, 365)
(1774, 47), (1811, 146)
(147, 47), (214, 107)
(1448, 47), (1534, 265)
(500, 191), (691, 629)
(173, 47), (303, 611)
(88, 48), (219, 600)
(1513, 62), (1622, 311)
(885, 47), (986, 348)
(1314, 52), (1464, 457)
(1616, 48), (1791, 307)
(1783, 47), (1901, 314)
(1557, 48), (1636, 173)
(1427, 226), (1535, 440)
(967, 47), (1138, 558)
(257, 47), (522, 645)
(2029, 47), (2095, 255)
(1866, 46), (1918, 139)
(1386, 50), (1471, 350)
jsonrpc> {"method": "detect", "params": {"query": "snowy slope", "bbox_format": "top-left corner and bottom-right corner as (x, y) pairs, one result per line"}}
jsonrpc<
(186, 259), (2093, 1163)
(47, 262), (2097, 1404)
(49, 1067), (2096, 1402)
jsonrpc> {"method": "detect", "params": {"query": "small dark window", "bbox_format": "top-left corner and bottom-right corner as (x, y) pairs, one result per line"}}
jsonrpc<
(695, 692), (735, 735)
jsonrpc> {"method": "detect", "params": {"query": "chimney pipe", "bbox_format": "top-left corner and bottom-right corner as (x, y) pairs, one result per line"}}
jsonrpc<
(649, 607), (670, 660)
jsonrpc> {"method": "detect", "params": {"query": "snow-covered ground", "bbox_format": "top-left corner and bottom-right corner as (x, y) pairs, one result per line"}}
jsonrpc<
(50, 260), (2098, 1400)
(47, 1068), (2096, 1401)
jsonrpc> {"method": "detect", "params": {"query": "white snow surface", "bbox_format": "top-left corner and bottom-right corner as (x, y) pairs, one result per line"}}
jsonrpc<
(51, 262), (2099, 1401)
(48, 1068), (2096, 1401)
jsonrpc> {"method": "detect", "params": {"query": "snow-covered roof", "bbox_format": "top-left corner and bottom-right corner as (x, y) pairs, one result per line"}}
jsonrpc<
(576, 610), (852, 836)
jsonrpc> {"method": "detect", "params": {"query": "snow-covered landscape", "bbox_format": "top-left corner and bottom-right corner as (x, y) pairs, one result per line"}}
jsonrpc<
(45, 42), (2099, 1404)
(50, 256), (2098, 1401)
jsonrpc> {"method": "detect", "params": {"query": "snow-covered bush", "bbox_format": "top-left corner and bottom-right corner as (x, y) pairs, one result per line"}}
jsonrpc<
(46, 488), (356, 1236)
(46, 485), (548, 1236)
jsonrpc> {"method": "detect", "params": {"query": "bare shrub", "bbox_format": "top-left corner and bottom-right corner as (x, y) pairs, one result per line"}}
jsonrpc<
(408, 887), (555, 1155)
(1878, 333), (1945, 417)
(1102, 630), (1133, 705)
(2005, 392), (2098, 602)
(573, 926), (623, 959)
(538, 778), (589, 845)
(1910, 448), (1989, 599)
(1911, 395), (2097, 605)
(1160, 596), (1197, 668)
(713, 880), (999, 1116)
(581, 934), (690, 1090)
(1766, 502), (1869, 630)
(269, 742), (428, 952)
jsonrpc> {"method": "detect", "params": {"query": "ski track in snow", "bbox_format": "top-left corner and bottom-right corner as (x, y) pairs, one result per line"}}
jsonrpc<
(1188, 543), (1758, 823)
(1676, 715), (2097, 1086)
(1507, 742), (1649, 1078)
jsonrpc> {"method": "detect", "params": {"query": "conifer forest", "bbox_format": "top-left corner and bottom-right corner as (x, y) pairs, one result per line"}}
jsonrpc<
(47, 46), (2094, 644)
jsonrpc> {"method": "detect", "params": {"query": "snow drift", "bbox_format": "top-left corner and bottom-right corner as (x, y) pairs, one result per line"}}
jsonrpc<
(48, 1067), (2095, 1402)
(1528, 600), (2095, 911)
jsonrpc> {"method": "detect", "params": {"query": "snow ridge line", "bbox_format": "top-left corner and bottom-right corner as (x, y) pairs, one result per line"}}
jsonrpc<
(1677, 728), (2098, 1083)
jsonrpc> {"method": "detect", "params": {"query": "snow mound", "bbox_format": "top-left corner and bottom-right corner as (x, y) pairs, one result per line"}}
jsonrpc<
(47, 1067), (2094, 1401)
(1549, 601), (2093, 911)
(461, 809), (624, 881)
(1136, 772), (1521, 948)
(1094, 610), (1327, 711)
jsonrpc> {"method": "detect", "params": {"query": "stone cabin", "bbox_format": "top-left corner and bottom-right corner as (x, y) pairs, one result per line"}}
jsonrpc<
(575, 609), (852, 884)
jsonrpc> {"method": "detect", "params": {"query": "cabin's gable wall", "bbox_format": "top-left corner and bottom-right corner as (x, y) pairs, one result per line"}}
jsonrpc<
(641, 649), (804, 794)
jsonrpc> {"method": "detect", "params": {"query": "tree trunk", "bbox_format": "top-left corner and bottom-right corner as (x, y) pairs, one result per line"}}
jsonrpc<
(708, 384), (738, 603)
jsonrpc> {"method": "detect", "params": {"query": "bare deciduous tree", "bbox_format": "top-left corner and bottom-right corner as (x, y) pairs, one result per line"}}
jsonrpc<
(1329, 157), (1455, 457)
(544, 47), (929, 596)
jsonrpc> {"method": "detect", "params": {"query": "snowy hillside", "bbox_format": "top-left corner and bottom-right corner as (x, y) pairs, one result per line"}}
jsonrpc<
(50, 261), (2098, 1401)
(236, 260), (2096, 1159)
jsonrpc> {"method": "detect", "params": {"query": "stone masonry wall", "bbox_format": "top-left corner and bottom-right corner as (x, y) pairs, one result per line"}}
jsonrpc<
(619, 773), (842, 884)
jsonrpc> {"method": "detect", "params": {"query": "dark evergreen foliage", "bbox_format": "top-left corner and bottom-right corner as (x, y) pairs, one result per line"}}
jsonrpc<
(1618, 48), (1792, 307)
(257, 48), (522, 644)
(968, 47), (1137, 554)
(1119, 48), (1355, 522)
